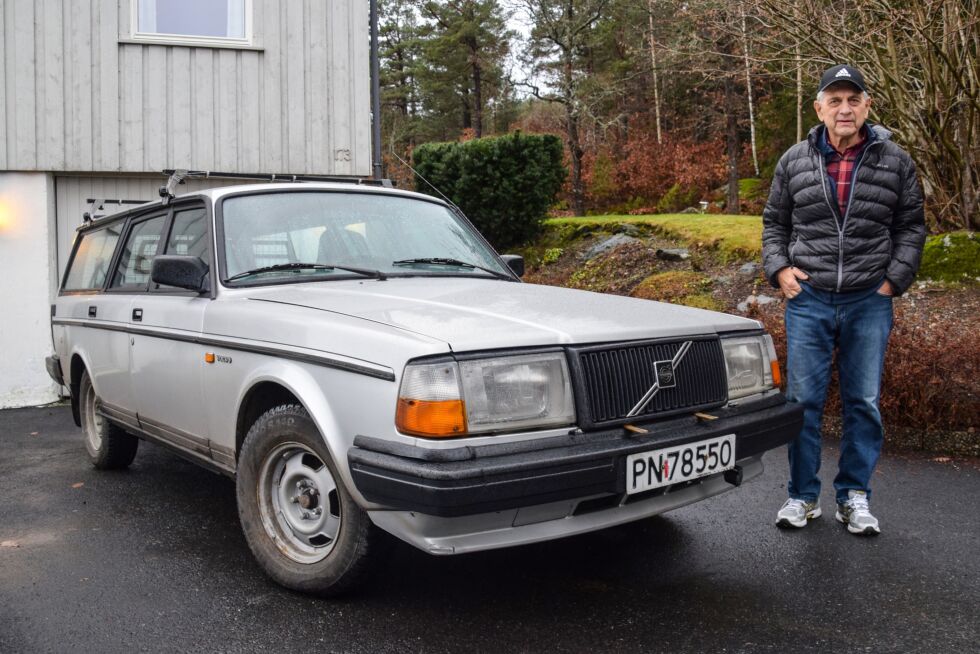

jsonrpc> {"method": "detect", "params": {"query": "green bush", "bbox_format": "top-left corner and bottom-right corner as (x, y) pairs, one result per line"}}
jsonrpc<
(542, 247), (564, 264)
(412, 132), (567, 250)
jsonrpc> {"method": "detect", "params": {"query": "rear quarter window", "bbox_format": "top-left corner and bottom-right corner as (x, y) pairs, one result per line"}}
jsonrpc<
(62, 224), (124, 291)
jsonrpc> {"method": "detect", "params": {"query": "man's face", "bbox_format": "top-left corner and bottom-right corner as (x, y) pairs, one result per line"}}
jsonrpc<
(813, 82), (871, 143)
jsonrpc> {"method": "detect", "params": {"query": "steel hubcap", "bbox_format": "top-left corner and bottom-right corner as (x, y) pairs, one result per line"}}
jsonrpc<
(83, 383), (103, 452)
(259, 443), (341, 564)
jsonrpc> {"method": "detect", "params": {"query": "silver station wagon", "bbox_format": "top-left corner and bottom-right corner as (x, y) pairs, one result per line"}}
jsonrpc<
(47, 179), (803, 595)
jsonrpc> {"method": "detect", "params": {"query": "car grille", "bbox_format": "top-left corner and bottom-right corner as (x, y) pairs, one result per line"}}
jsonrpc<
(571, 337), (728, 428)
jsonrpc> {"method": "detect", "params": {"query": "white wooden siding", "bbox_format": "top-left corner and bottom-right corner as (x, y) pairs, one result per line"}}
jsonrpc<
(1, 0), (371, 176)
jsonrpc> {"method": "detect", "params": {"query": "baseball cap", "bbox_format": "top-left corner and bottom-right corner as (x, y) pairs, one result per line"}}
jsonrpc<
(818, 64), (867, 94)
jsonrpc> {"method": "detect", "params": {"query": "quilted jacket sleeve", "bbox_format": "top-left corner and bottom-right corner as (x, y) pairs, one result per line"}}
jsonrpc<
(885, 156), (926, 295)
(762, 155), (793, 288)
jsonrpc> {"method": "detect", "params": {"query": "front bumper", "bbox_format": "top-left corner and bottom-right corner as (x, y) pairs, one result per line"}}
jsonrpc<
(348, 394), (803, 518)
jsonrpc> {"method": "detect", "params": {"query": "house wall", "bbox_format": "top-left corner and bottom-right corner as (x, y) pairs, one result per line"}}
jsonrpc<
(0, 0), (371, 176)
(0, 172), (60, 408)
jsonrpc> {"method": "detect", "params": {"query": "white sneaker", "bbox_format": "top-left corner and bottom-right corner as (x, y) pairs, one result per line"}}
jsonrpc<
(836, 490), (881, 536)
(776, 498), (822, 528)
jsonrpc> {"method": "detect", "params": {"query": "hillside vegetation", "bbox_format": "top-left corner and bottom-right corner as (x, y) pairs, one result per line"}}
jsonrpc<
(520, 216), (979, 457)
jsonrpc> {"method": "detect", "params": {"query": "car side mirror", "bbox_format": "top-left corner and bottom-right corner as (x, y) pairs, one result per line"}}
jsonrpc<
(500, 254), (524, 278)
(151, 255), (210, 292)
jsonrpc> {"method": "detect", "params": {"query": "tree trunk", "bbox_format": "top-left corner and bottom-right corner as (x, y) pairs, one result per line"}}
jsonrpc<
(725, 76), (740, 215)
(461, 87), (472, 132)
(795, 43), (803, 143)
(472, 57), (483, 138)
(647, 0), (662, 144)
(739, 3), (759, 176)
(566, 103), (586, 217)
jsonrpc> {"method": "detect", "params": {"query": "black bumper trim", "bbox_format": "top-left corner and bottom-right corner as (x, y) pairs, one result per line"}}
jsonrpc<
(348, 396), (804, 517)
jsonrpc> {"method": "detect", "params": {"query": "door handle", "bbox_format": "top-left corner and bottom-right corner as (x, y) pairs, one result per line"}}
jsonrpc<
(88, 306), (97, 318)
(132, 308), (143, 322)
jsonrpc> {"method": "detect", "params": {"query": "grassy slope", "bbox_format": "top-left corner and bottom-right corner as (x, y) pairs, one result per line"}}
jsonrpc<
(545, 214), (763, 261)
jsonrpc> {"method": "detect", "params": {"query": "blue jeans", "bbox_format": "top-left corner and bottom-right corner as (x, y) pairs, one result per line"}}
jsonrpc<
(784, 281), (893, 505)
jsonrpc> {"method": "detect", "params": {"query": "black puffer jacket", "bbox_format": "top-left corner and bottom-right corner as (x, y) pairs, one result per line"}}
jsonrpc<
(762, 124), (926, 294)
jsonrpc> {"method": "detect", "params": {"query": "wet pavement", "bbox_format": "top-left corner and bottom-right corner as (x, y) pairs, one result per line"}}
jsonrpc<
(1, 405), (977, 653)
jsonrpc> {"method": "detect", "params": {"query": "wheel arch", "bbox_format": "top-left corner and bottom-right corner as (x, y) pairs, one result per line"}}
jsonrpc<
(230, 365), (374, 508)
(235, 381), (304, 461)
(68, 351), (93, 428)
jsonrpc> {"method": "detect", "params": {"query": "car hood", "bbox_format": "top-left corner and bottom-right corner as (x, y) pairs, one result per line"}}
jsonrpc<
(242, 278), (759, 352)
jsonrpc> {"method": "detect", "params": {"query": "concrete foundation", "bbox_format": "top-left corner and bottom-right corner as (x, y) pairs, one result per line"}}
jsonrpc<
(0, 172), (60, 407)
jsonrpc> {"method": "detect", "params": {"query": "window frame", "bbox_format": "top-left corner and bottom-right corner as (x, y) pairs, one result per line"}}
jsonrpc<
(150, 202), (215, 296)
(60, 198), (216, 298)
(127, 0), (255, 50)
(106, 211), (172, 293)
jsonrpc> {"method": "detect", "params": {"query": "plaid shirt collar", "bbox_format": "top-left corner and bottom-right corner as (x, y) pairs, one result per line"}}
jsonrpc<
(821, 125), (869, 219)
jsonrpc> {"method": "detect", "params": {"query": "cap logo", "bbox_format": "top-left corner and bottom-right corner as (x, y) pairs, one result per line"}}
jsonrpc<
(835, 67), (852, 78)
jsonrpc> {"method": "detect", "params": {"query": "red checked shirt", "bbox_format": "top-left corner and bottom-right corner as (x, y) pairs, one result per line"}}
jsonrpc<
(825, 130), (867, 219)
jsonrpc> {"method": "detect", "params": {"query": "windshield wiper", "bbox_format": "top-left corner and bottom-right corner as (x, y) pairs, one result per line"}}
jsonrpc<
(392, 257), (514, 281)
(227, 262), (386, 282)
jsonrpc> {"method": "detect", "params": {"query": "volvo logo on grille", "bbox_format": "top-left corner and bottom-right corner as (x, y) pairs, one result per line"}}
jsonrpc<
(626, 341), (693, 417)
(654, 360), (676, 388)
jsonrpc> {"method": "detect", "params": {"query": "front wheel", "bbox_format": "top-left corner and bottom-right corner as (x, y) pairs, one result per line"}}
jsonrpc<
(236, 404), (379, 596)
(78, 370), (139, 470)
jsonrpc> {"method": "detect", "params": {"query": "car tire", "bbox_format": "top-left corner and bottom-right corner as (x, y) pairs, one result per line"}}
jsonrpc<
(236, 404), (379, 596)
(78, 370), (139, 470)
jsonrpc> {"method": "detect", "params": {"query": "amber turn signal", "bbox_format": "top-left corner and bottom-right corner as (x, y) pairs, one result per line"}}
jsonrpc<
(771, 360), (782, 388)
(395, 398), (467, 437)
(205, 352), (215, 364)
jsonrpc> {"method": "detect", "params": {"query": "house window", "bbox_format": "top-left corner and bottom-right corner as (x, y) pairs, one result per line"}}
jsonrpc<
(133, 0), (250, 47)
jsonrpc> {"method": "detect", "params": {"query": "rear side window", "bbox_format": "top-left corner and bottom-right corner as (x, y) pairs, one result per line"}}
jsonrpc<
(110, 214), (168, 289)
(63, 224), (123, 291)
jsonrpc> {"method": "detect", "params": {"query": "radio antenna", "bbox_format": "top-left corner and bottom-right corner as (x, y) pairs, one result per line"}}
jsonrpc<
(388, 149), (462, 213)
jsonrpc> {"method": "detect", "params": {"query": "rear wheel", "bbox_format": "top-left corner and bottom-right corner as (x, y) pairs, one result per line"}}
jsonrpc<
(236, 404), (379, 596)
(78, 370), (139, 469)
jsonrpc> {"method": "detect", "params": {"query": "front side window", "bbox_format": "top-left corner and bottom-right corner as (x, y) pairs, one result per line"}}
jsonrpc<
(153, 206), (210, 291)
(220, 192), (510, 285)
(133, 0), (249, 45)
(63, 224), (124, 291)
(110, 215), (168, 290)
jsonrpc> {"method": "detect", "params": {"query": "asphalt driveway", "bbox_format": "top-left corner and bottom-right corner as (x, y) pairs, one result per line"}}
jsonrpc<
(1, 406), (977, 653)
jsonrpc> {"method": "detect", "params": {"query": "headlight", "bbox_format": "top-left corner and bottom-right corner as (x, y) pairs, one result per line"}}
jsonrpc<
(722, 334), (781, 400)
(396, 353), (576, 437)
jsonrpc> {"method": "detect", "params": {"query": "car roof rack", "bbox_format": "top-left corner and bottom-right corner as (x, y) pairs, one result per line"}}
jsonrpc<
(159, 169), (394, 203)
(83, 198), (150, 223)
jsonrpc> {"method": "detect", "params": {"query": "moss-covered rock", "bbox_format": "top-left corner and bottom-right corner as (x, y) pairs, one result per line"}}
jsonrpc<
(675, 294), (723, 311)
(565, 242), (655, 294)
(631, 271), (711, 301)
(918, 232), (979, 284)
(630, 271), (721, 310)
(738, 178), (767, 201)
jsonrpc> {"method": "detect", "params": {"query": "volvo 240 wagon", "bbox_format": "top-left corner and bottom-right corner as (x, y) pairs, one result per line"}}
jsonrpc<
(47, 180), (803, 595)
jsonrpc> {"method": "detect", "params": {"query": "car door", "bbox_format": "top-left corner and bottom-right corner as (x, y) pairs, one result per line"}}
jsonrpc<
(128, 203), (213, 462)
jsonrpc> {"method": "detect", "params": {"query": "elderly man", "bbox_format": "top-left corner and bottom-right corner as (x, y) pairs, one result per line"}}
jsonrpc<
(762, 64), (926, 536)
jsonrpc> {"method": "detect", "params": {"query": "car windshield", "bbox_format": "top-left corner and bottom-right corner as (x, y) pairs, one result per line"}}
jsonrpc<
(220, 191), (512, 284)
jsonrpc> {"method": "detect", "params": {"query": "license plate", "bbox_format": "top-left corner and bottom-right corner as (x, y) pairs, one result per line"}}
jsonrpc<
(625, 434), (736, 495)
